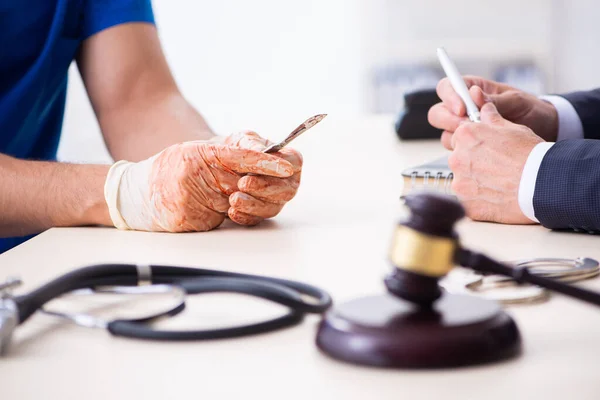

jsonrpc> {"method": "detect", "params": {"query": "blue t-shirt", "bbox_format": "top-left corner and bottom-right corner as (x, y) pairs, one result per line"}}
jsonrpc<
(0, 0), (155, 253)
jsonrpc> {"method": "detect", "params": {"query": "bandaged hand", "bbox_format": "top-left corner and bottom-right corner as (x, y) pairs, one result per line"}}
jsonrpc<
(222, 131), (303, 226)
(104, 132), (302, 232)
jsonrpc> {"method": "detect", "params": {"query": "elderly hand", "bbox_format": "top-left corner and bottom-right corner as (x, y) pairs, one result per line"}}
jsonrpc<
(449, 102), (543, 224)
(428, 76), (559, 149)
(104, 131), (302, 232)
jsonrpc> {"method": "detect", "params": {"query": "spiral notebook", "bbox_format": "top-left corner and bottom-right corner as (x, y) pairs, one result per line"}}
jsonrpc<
(401, 155), (454, 196)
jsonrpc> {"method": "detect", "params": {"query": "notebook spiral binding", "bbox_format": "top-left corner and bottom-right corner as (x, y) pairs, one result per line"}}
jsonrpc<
(409, 170), (454, 194)
(401, 156), (454, 196)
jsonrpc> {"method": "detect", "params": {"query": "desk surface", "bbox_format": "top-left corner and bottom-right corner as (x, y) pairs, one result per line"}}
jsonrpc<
(2, 116), (600, 400)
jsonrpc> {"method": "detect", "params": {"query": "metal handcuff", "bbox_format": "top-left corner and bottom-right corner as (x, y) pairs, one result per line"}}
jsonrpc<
(0, 264), (332, 356)
(441, 257), (600, 304)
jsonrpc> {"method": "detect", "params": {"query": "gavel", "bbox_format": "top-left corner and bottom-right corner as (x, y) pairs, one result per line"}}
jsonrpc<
(386, 193), (600, 308)
(316, 192), (600, 369)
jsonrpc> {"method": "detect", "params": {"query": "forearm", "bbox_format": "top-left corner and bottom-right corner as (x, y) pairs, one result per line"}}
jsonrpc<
(78, 24), (216, 162)
(0, 154), (111, 237)
(98, 91), (216, 162)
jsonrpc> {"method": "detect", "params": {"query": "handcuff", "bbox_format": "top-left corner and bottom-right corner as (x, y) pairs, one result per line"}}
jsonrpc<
(441, 257), (600, 304)
(0, 264), (332, 355)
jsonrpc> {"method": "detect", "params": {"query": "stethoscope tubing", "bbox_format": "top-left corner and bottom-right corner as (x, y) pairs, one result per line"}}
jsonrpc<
(11, 264), (332, 341)
(108, 277), (310, 340)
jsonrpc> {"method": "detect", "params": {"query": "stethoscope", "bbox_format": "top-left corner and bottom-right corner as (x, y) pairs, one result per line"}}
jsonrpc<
(0, 264), (332, 355)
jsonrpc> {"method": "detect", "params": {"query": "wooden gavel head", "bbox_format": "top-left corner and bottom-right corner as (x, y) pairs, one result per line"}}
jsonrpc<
(317, 193), (524, 368)
(385, 193), (466, 307)
(316, 192), (522, 368)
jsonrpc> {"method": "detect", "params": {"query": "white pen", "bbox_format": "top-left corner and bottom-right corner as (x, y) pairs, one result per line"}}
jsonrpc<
(436, 47), (481, 123)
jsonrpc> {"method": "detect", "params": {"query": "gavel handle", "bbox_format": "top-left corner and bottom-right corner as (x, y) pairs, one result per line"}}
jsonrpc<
(457, 248), (600, 308)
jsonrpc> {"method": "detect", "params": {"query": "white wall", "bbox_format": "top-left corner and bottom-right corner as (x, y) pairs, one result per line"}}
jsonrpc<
(58, 0), (600, 162)
(552, 0), (600, 92)
(58, 0), (365, 163)
(360, 0), (600, 94)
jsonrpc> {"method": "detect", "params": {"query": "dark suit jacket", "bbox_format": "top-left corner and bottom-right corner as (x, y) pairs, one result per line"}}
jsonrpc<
(534, 90), (600, 231)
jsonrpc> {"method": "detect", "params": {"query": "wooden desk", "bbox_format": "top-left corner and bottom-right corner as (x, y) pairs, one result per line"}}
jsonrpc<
(1, 116), (599, 399)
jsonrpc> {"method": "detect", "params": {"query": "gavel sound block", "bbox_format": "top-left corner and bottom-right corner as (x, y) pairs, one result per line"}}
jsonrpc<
(316, 193), (521, 368)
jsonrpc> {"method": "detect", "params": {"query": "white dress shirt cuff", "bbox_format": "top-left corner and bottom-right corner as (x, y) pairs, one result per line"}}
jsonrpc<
(539, 95), (584, 140)
(518, 142), (555, 223)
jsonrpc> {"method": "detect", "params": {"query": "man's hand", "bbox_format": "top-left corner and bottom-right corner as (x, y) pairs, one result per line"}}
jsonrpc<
(222, 132), (302, 226)
(449, 103), (543, 224)
(105, 132), (302, 232)
(428, 76), (559, 149)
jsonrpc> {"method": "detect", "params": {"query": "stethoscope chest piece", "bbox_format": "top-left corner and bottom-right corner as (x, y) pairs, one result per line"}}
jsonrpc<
(0, 278), (21, 355)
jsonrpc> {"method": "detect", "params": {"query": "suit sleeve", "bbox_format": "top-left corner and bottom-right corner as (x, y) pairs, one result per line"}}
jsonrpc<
(533, 139), (600, 232)
(561, 89), (600, 140)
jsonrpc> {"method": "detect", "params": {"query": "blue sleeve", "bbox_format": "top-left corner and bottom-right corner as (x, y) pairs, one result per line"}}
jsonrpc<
(82, 0), (155, 39)
(533, 139), (600, 233)
(561, 89), (600, 140)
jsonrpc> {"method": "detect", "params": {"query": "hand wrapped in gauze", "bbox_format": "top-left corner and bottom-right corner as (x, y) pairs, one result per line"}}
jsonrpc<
(104, 132), (302, 232)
